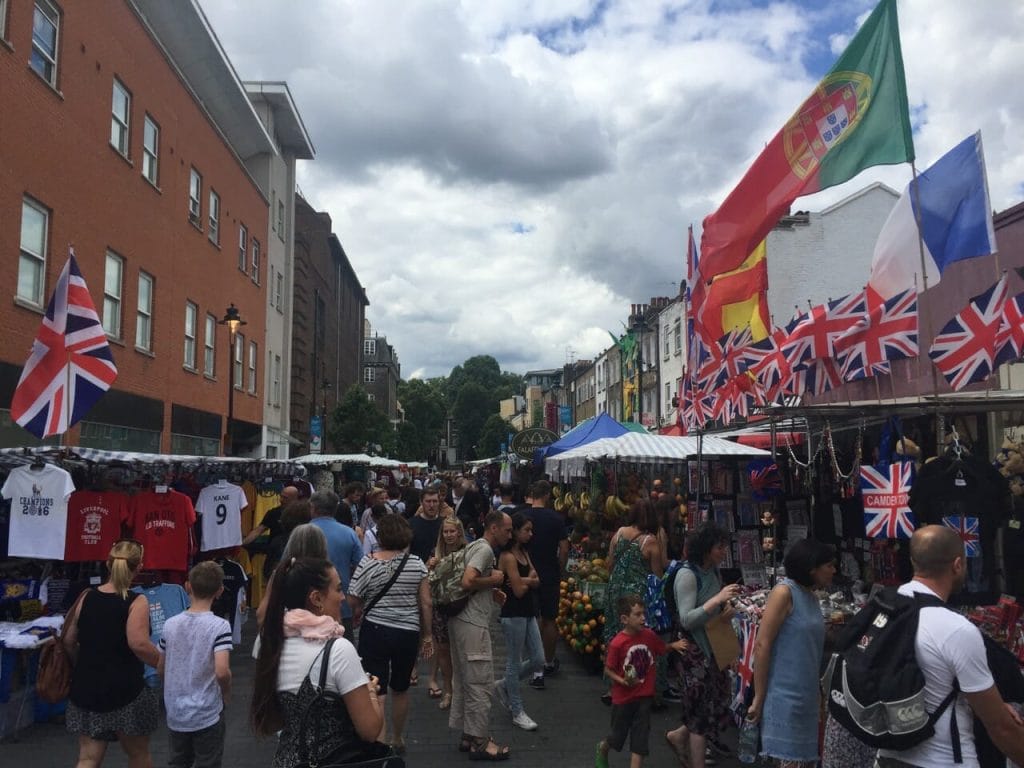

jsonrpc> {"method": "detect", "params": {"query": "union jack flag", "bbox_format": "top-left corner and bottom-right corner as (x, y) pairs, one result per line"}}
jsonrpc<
(782, 291), (868, 369)
(942, 516), (980, 557)
(712, 327), (767, 387)
(834, 287), (918, 381)
(750, 314), (803, 403)
(733, 617), (758, 709)
(994, 291), (1024, 368)
(10, 249), (118, 438)
(929, 275), (1008, 391)
(786, 357), (842, 398)
(860, 461), (916, 539)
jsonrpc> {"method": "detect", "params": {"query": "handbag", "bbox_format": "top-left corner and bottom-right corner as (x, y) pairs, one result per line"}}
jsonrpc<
(294, 638), (405, 768)
(361, 552), (410, 619)
(36, 588), (91, 704)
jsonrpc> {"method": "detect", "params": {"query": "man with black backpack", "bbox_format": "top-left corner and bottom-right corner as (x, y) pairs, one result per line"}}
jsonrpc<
(862, 526), (1024, 767)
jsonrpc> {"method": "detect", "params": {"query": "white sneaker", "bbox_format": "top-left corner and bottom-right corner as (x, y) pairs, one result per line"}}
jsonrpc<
(512, 711), (538, 731)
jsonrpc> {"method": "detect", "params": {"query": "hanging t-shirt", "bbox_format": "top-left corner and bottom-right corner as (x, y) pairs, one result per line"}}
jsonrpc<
(65, 490), (131, 562)
(1, 464), (76, 560)
(132, 582), (190, 686)
(195, 482), (247, 551)
(211, 557), (248, 645)
(128, 490), (196, 571)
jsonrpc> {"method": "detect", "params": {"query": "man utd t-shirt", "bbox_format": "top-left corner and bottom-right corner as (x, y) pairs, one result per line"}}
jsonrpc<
(128, 490), (196, 571)
(1, 464), (76, 560)
(65, 490), (131, 562)
(195, 482), (247, 551)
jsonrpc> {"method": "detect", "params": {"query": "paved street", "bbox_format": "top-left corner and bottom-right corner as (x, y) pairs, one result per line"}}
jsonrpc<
(0, 615), (743, 767)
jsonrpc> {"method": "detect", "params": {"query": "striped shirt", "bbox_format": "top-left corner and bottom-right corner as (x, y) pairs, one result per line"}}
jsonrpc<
(349, 553), (427, 632)
(159, 610), (232, 732)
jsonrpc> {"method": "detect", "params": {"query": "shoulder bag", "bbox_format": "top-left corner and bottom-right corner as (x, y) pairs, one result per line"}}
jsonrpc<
(36, 588), (92, 704)
(361, 552), (410, 619)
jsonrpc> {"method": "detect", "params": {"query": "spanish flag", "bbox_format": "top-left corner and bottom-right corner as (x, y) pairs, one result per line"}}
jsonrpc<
(692, 240), (770, 342)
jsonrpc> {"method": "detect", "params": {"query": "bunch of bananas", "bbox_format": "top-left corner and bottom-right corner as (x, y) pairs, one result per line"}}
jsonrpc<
(603, 494), (629, 520)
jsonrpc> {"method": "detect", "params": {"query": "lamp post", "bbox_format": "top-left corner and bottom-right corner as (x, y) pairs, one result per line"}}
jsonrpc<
(218, 304), (246, 455)
(320, 378), (332, 453)
(632, 307), (648, 428)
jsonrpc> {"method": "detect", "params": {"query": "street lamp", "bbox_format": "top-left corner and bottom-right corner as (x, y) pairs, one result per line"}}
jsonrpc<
(218, 304), (247, 455)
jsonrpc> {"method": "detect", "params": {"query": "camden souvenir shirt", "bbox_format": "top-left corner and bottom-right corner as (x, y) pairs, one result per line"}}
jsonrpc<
(129, 490), (196, 571)
(196, 481), (247, 551)
(65, 490), (131, 562)
(1, 464), (75, 560)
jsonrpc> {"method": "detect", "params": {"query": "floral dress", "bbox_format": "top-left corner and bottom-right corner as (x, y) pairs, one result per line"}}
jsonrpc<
(602, 533), (653, 648)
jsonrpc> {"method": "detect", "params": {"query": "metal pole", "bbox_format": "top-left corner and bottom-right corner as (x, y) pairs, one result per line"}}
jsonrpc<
(226, 330), (235, 456)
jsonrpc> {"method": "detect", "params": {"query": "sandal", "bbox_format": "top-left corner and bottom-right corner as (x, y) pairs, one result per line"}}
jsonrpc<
(439, 693), (452, 710)
(410, 671), (419, 686)
(469, 738), (510, 761)
(459, 734), (473, 753)
(429, 685), (443, 699)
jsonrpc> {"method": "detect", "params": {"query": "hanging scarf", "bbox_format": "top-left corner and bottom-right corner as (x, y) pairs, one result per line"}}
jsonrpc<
(283, 609), (346, 641)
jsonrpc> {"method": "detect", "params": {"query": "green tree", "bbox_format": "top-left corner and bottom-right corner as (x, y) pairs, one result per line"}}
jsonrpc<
(327, 384), (394, 454)
(397, 378), (448, 461)
(452, 381), (496, 460)
(477, 414), (513, 458)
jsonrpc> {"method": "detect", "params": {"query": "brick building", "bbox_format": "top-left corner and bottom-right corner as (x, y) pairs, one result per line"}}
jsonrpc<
(291, 195), (369, 455)
(362, 321), (401, 424)
(0, 0), (285, 454)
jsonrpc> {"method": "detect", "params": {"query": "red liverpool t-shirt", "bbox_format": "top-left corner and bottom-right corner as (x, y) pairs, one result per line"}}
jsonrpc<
(65, 490), (131, 562)
(128, 490), (196, 571)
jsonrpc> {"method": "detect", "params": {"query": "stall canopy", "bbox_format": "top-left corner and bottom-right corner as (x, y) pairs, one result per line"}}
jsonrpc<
(293, 453), (427, 469)
(544, 432), (770, 480)
(534, 412), (630, 463)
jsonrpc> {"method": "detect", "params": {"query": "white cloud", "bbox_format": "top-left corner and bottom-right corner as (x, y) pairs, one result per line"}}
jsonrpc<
(200, 0), (1024, 377)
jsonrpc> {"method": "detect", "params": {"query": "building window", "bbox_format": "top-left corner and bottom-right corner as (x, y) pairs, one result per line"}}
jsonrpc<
(0, 0), (8, 40)
(233, 333), (244, 389)
(251, 238), (260, 283)
(30, 0), (60, 86)
(142, 115), (159, 184)
(184, 301), (197, 369)
(110, 79), (130, 156)
(364, 339), (376, 356)
(275, 271), (283, 311)
(266, 445), (278, 459)
(238, 225), (247, 272)
(247, 341), (257, 394)
(135, 271), (153, 351)
(665, 383), (671, 412)
(270, 190), (276, 231)
(189, 168), (202, 224)
(103, 252), (123, 339)
(663, 325), (670, 360)
(363, 366), (375, 383)
(268, 266), (275, 306)
(367, 393), (375, 402)
(204, 314), (216, 376)
(208, 190), (220, 244)
(277, 200), (285, 241)
(272, 354), (281, 406)
(18, 198), (48, 306)
(673, 319), (682, 355)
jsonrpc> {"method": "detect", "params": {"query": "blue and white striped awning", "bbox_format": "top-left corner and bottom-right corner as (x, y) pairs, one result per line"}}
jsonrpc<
(293, 453), (428, 469)
(0, 445), (300, 472)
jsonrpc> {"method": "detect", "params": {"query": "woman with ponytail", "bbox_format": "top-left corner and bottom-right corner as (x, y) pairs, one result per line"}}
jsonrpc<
(62, 538), (161, 767)
(251, 557), (384, 767)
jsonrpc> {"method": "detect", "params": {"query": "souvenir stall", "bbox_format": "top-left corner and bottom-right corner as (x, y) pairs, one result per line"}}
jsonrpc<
(0, 446), (299, 739)
(292, 452), (428, 494)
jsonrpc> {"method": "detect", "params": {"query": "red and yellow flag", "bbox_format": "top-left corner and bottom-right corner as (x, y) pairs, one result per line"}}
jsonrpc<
(692, 240), (770, 342)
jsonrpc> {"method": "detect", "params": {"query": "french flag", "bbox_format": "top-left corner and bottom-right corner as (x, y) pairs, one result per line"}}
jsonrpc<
(869, 132), (997, 300)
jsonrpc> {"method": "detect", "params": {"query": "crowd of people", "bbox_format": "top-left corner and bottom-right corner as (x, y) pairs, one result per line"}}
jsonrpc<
(56, 471), (1024, 768)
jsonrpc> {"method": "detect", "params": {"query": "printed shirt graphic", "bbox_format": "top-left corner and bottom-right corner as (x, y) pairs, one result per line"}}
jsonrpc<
(1, 464), (75, 559)
(196, 482), (247, 551)
(606, 627), (667, 704)
(128, 490), (196, 571)
(133, 583), (190, 686)
(65, 490), (130, 562)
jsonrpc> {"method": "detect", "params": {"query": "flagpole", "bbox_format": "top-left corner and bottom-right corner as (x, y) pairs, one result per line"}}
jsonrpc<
(910, 162), (943, 399)
(61, 350), (71, 449)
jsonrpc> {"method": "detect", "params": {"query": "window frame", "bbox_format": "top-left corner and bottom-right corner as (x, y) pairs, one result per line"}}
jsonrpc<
(203, 313), (216, 377)
(247, 340), (257, 394)
(141, 114), (159, 185)
(275, 270), (283, 312)
(208, 189), (220, 245)
(277, 200), (285, 241)
(0, 0), (9, 41)
(251, 238), (260, 284)
(238, 225), (248, 273)
(110, 78), (131, 157)
(272, 354), (281, 406)
(673, 319), (682, 355)
(102, 251), (124, 340)
(135, 270), (154, 352)
(233, 332), (244, 390)
(30, 0), (60, 87)
(364, 339), (376, 356)
(183, 301), (198, 370)
(18, 197), (49, 306)
(188, 168), (202, 225)
(363, 366), (376, 383)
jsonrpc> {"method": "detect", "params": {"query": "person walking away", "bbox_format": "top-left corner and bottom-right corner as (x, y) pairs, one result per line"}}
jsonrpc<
(596, 595), (689, 768)
(745, 539), (836, 767)
(664, 522), (739, 768)
(309, 490), (363, 636)
(347, 514), (434, 753)
(426, 515), (468, 709)
(63, 539), (161, 768)
(496, 512), (545, 731)
(361, 503), (389, 557)
(449, 510), (513, 761)
(158, 561), (233, 768)
(875, 525), (1024, 768)
(522, 480), (569, 687)
(256, 523), (329, 629)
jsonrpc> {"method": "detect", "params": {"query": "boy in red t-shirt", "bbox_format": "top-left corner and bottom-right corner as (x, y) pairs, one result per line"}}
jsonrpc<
(596, 595), (689, 768)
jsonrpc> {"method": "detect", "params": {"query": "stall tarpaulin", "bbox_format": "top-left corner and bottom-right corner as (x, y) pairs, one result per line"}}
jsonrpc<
(534, 412), (630, 463)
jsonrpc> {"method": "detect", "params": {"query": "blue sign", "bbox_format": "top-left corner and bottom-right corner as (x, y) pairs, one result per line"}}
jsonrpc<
(310, 416), (322, 453)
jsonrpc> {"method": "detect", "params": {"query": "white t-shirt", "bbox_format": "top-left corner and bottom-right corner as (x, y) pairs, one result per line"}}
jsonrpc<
(159, 611), (232, 732)
(877, 581), (994, 768)
(195, 482), (247, 551)
(276, 635), (367, 697)
(1, 464), (75, 559)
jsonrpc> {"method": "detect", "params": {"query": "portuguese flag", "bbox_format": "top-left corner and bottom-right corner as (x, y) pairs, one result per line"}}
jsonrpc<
(699, 0), (914, 282)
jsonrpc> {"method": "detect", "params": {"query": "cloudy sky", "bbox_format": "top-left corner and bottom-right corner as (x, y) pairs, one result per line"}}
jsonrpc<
(201, 0), (1024, 379)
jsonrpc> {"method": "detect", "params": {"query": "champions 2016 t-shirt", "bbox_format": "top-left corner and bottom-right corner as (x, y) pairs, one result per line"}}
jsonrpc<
(196, 482), (247, 551)
(65, 490), (131, 562)
(129, 490), (196, 571)
(1, 464), (76, 560)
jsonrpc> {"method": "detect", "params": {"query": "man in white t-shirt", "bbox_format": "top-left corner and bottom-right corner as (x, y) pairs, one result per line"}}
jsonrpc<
(876, 525), (1024, 768)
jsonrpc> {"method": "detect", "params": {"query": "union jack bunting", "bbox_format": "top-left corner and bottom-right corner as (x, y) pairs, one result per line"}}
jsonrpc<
(994, 291), (1024, 368)
(10, 249), (118, 438)
(860, 461), (916, 539)
(750, 315), (803, 403)
(782, 291), (868, 369)
(834, 287), (919, 381)
(712, 327), (767, 387)
(733, 617), (758, 709)
(942, 516), (980, 557)
(929, 274), (1008, 391)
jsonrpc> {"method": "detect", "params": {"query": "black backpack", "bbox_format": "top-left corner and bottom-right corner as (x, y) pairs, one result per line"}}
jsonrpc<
(662, 561), (701, 629)
(821, 587), (963, 762)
